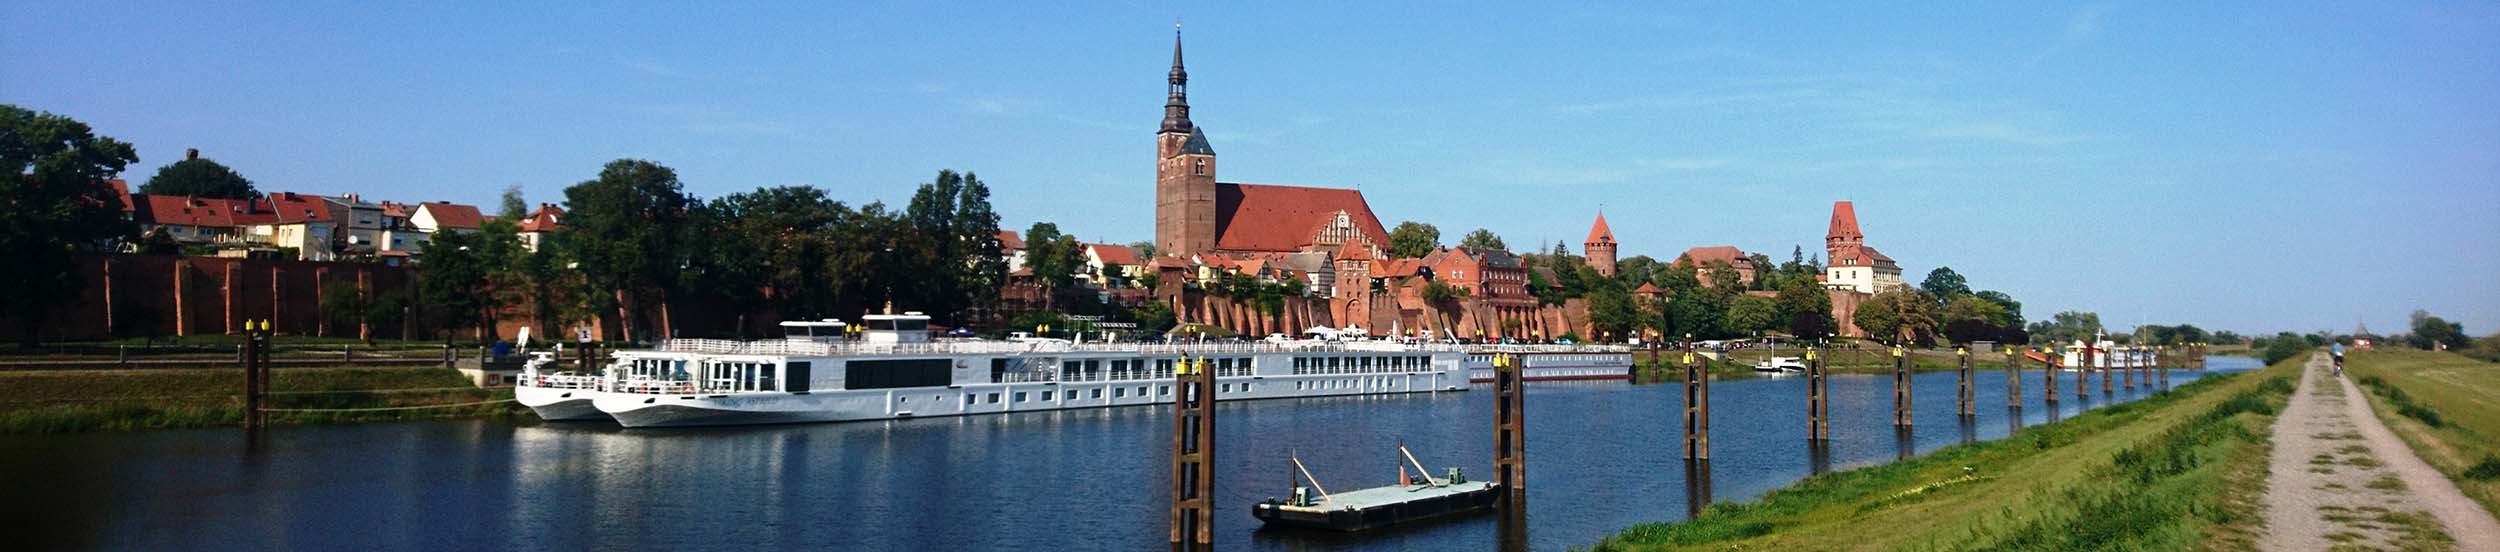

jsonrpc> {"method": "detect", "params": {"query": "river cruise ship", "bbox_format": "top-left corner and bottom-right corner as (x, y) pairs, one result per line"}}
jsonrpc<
(1462, 345), (1635, 382)
(519, 313), (1471, 428)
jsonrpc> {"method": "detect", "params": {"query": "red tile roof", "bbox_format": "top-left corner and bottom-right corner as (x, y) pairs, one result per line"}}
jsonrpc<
(518, 204), (565, 232)
(1586, 212), (1615, 244)
(995, 230), (1025, 251)
(1633, 281), (1664, 295)
(134, 195), (249, 227)
(254, 192), (333, 224)
(1335, 239), (1374, 261)
(1827, 201), (1862, 242)
(1212, 182), (1390, 254)
(1830, 244), (1895, 266)
(379, 202), (412, 218)
(1089, 243), (1141, 266)
(417, 201), (485, 229)
(1676, 246), (1749, 267)
(107, 179), (134, 211)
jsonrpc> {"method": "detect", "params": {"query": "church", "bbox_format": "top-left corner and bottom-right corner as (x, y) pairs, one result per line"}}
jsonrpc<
(1152, 30), (1391, 263)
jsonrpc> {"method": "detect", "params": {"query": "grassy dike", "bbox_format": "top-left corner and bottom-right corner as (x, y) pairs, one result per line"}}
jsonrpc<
(0, 367), (527, 433)
(2345, 350), (2500, 517)
(1587, 355), (2300, 551)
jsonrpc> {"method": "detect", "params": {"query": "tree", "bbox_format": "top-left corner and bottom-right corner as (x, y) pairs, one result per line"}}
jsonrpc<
(1854, 295), (1902, 345)
(1973, 290), (2025, 328)
(498, 185), (528, 219)
(1130, 241), (1158, 261)
(418, 229), (496, 340)
(1023, 222), (1084, 310)
(0, 106), (140, 345)
(1856, 289), (1937, 345)
(1585, 286), (1640, 341)
(900, 170), (1006, 326)
(2409, 310), (2470, 350)
(1920, 267), (1970, 308)
(1724, 294), (1781, 335)
(2262, 332), (2308, 365)
(1458, 228), (1507, 251)
(2027, 311), (2103, 345)
(139, 153), (256, 199)
(562, 159), (694, 342)
(1387, 221), (1440, 258)
(1775, 277), (1836, 340)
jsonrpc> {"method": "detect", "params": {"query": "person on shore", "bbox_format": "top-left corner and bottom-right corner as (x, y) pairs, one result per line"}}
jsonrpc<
(2330, 343), (2346, 376)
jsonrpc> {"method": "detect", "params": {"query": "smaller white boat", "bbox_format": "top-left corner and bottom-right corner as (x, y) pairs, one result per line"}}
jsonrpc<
(1753, 356), (1807, 373)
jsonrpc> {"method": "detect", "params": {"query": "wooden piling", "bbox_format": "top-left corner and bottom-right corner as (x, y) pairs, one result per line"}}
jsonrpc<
(1169, 357), (1216, 547)
(2095, 344), (2110, 394)
(2160, 347), (2170, 387)
(1683, 339), (1709, 460)
(1807, 349), (1828, 441)
(2005, 346), (2021, 407)
(1956, 347), (1974, 417)
(241, 319), (269, 430)
(1494, 353), (1527, 504)
(2043, 349), (2059, 404)
(2077, 345), (2091, 397)
(1892, 346), (1911, 427)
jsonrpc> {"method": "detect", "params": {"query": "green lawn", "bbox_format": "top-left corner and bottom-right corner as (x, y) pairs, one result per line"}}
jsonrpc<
(1588, 354), (2299, 551)
(0, 366), (525, 433)
(2345, 350), (2500, 516)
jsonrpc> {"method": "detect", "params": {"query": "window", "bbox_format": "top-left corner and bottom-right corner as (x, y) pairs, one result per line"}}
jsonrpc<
(1042, 391), (1054, 401)
(1243, 383), (1253, 393)
(1221, 383), (1231, 393)
(987, 393), (1000, 404)
(1092, 388), (1103, 399)
(1193, 158), (1208, 176)
(1014, 391), (1028, 403)
(1159, 385), (1170, 396)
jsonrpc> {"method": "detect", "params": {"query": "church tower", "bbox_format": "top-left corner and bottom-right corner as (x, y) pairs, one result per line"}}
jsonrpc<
(1156, 28), (1219, 259)
(1825, 200), (1863, 257)
(1584, 212), (1618, 277)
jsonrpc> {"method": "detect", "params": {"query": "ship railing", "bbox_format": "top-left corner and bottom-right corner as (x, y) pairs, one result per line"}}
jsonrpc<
(647, 338), (1467, 357)
(524, 374), (602, 390)
(1466, 344), (1635, 354)
(608, 378), (698, 395)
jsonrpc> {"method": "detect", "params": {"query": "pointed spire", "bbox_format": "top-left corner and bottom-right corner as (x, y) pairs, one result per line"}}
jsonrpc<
(1160, 25), (1194, 134)
(1585, 211), (1615, 244)
(1826, 201), (1863, 243)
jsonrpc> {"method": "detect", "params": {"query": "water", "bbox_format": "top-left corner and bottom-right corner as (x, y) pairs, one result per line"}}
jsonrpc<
(3, 357), (2258, 551)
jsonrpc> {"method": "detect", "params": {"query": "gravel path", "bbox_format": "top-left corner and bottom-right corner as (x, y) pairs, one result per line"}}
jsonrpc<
(2263, 353), (2499, 550)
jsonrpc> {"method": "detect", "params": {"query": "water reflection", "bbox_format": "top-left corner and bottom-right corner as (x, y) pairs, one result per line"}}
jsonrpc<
(1957, 417), (1978, 446)
(1894, 427), (1915, 461)
(2005, 406), (2024, 436)
(1806, 440), (1833, 476)
(1495, 506), (1529, 552)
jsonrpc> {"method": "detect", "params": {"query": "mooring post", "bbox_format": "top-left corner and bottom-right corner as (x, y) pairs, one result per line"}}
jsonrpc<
(1683, 335), (1709, 460)
(2076, 344), (2091, 397)
(2005, 346), (2021, 407)
(241, 319), (269, 430)
(1892, 345), (1911, 427)
(2160, 347), (2170, 387)
(2043, 348), (2059, 405)
(1170, 356), (1215, 548)
(1494, 353), (1527, 504)
(2096, 343), (2110, 394)
(1956, 347), (1974, 417)
(1807, 348), (1828, 441)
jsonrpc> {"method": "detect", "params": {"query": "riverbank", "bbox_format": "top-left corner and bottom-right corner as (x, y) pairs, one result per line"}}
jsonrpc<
(0, 366), (526, 433)
(1633, 347), (2149, 381)
(1589, 353), (2296, 550)
(2346, 350), (2500, 518)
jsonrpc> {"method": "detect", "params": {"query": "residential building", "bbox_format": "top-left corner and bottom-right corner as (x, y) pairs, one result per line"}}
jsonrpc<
(1674, 246), (1758, 289)
(1822, 201), (1904, 294)
(410, 201), (485, 235)
(516, 203), (564, 252)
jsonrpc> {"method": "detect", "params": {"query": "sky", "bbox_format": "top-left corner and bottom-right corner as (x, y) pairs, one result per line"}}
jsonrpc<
(6, 2), (2496, 337)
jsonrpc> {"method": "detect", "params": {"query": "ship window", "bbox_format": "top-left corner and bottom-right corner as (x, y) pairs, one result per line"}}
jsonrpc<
(1014, 392), (1027, 403)
(1159, 385), (1170, 396)
(1115, 388), (1126, 398)
(1092, 388), (1103, 399)
(1243, 383), (1253, 393)
(987, 393), (1000, 404)
(844, 359), (951, 390)
(1137, 386), (1148, 397)
(1221, 383), (1231, 393)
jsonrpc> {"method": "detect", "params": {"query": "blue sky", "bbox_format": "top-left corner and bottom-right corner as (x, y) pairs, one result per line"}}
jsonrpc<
(6, 2), (2495, 336)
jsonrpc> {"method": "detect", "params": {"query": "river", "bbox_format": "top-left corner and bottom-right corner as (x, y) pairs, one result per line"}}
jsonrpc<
(2, 356), (2258, 551)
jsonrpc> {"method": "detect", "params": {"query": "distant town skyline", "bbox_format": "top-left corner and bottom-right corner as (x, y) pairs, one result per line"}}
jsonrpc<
(5, 2), (2494, 336)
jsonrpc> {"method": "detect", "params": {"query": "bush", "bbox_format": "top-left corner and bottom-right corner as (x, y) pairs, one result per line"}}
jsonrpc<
(2261, 338), (2307, 366)
(2465, 456), (2500, 481)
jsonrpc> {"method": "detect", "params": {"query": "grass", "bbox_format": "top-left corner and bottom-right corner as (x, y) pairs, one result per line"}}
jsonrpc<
(1585, 352), (2298, 551)
(0, 366), (525, 433)
(2343, 350), (2500, 516)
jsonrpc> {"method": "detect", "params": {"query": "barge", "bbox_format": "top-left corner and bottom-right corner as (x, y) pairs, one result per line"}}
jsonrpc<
(1254, 447), (1501, 532)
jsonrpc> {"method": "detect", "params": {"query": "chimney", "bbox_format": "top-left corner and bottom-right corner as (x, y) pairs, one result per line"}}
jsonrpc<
(185, 148), (199, 161)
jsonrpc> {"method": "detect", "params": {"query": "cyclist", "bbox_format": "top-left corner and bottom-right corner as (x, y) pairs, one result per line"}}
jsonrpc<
(2330, 342), (2346, 376)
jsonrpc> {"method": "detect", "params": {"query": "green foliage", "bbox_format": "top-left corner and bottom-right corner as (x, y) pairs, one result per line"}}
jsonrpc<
(2028, 310), (2104, 345)
(562, 159), (694, 340)
(1024, 222), (1085, 301)
(497, 185), (527, 219)
(319, 282), (369, 336)
(1773, 276), (1835, 339)
(1854, 289), (1935, 345)
(2358, 375), (2446, 428)
(2261, 332), (2308, 365)
(416, 229), (498, 339)
(1458, 228), (1506, 251)
(1585, 285), (1640, 341)
(139, 156), (257, 199)
(1919, 266), (1970, 308)
(2409, 310), (2471, 350)
(2465, 456), (2500, 481)
(0, 105), (140, 346)
(1724, 294), (1780, 335)
(1386, 221), (1439, 259)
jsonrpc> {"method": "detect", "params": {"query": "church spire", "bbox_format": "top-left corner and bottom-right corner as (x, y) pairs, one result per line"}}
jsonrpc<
(1160, 25), (1193, 134)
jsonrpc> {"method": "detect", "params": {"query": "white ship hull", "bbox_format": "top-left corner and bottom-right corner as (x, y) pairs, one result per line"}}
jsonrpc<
(516, 385), (610, 421)
(595, 371), (1462, 428)
(1463, 349), (1635, 383)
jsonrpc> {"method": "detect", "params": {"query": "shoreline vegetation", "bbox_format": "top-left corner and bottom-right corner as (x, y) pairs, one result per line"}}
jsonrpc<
(0, 366), (526, 434)
(1588, 354), (2298, 551)
(2345, 350), (2500, 517)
